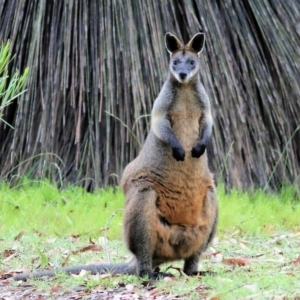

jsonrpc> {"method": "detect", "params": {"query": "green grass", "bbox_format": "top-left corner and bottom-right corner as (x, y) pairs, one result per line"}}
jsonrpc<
(1, 180), (299, 239)
(0, 179), (124, 239)
(218, 185), (300, 236)
(1, 180), (300, 299)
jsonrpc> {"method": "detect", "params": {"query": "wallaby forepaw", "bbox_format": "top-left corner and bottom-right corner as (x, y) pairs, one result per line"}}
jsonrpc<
(172, 146), (185, 161)
(191, 143), (206, 158)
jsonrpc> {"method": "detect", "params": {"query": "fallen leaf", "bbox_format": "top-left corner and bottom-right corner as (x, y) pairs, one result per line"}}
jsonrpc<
(1, 280), (10, 285)
(211, 252), (223, 263)
(222, 257), (250, 266)
(77, 288), (92, 296)
(14, 231), (25, 241)
(50, 285), (62, 294)
(3, 249), (16, 258)
(291, 256), (300, 265)
(283, 255), (300, 267)
(3, 249), (18, 262)
(72, 244), (103, 255)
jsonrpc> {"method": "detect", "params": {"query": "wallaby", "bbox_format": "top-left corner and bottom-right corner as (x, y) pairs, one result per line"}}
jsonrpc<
(14, 32), (218, 281)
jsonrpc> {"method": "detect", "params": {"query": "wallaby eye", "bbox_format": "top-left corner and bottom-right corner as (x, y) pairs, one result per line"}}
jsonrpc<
(190, 60), (195, 65)
(173, 60), (178, 66)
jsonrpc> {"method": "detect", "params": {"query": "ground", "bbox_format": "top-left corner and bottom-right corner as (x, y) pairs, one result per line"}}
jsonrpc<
(1, 232), (300, 299)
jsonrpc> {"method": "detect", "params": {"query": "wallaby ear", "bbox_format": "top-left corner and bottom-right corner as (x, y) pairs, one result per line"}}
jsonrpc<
(165, 33), (183, 54)
(187, 33), (205, 54)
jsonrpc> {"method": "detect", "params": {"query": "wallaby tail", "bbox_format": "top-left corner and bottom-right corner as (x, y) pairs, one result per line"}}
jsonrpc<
(13, 258), (137, 281)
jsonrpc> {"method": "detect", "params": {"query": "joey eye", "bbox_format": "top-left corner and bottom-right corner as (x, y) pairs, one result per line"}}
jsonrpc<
(173, 61), (178, 66)
(190, 60), (195, 65)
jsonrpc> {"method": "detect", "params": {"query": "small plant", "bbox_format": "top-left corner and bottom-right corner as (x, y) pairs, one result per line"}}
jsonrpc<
(0, 41), (29, 128)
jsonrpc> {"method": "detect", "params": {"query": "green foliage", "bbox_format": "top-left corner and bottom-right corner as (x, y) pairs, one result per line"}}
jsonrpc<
(0, 41), (29, 127)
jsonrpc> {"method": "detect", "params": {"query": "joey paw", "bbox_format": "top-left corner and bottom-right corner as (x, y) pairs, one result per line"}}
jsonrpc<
(172, 146), (185, 161)
(191, 143), (206, 158)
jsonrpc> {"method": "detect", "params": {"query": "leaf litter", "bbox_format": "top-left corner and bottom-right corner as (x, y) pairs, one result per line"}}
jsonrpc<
(0, 232), (300, 299)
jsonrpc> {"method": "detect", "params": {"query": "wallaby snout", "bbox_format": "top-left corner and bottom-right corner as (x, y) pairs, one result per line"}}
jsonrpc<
(179, 72), (187, 80)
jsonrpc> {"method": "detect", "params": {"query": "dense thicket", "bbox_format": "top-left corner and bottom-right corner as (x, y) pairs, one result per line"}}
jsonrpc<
(0, 0), (299, 191)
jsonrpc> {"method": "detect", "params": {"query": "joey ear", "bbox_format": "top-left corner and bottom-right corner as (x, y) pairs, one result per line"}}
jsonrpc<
(165, 33), (183, 54)
(187, 33), (205, 54)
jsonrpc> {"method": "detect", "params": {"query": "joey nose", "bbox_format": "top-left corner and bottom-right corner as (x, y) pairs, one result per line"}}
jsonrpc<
(179, 72), (187, 80)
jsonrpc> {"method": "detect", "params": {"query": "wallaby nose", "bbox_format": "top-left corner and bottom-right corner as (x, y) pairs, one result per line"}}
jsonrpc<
(179, 72), (187, 80)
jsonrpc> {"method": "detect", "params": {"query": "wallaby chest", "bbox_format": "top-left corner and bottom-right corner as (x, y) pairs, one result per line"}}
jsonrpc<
(168, 86), (203, 151)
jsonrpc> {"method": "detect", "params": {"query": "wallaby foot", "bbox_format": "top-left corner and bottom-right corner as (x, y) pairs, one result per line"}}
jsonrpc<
(183, 252), (201, 275)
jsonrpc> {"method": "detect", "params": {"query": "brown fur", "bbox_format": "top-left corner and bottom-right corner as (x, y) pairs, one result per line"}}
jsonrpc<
(120, 32), (218, 277)
(13, 32), (218, 281)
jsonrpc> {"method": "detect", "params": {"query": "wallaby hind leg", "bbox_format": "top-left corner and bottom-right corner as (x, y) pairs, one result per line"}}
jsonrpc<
(183, 214), (218, 275)
(183, 251), (202, 275)
(184, 189), (218, 275)
(123, 188), (158, 277)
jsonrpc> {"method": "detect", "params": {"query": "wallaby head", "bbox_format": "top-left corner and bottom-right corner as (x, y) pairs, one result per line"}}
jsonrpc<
(165, 32), (205, 83)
